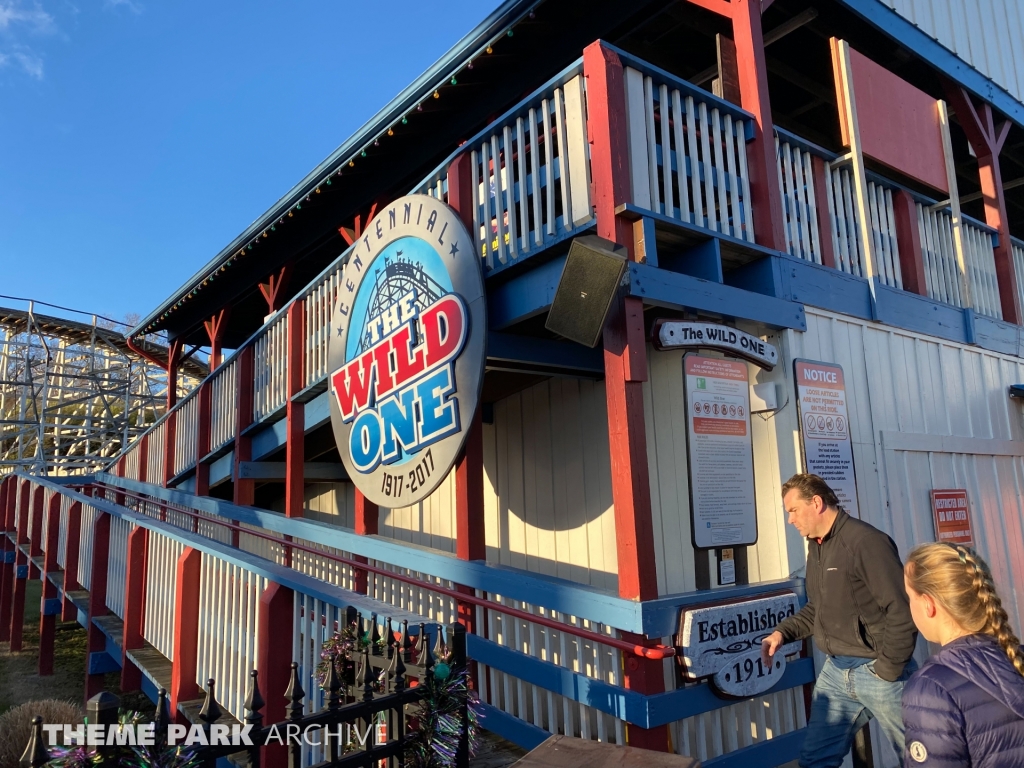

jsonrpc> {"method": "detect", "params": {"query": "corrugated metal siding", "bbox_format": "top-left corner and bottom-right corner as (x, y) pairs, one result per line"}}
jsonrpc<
(786, 308), (1024, 634)
(883, 0), (1024, 105)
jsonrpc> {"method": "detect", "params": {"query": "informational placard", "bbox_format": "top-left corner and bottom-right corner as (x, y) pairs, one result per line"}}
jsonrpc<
(794, 360), (859, 517)
(677, 593), (801, 678)
(685, 355), (757, 549)
(930, 489), (973, 545)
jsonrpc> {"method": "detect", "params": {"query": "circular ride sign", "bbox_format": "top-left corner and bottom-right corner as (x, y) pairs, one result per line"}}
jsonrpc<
(328, 195), (486, 508)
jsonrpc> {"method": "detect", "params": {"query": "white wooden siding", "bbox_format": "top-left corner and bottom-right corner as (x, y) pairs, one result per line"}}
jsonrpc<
(883, 0), (1024, 106)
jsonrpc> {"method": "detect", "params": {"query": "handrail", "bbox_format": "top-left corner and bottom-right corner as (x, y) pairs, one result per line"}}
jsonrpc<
(90, 480), (674, 659)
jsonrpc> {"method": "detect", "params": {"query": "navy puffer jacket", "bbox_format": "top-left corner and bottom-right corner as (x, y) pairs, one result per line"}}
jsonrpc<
(902, 634), (1024, 767)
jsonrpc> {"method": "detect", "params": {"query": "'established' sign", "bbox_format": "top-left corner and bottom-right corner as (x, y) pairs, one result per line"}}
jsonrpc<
(677, 593), (801, 682)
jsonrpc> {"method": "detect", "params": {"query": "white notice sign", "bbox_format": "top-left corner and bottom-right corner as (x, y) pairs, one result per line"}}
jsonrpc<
(685, 355), (757, 549)
(795, 360), (859, 516)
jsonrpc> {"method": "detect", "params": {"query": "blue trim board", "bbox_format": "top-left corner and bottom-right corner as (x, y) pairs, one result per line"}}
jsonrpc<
(702, 728), (807, 768)
(626, 261), (807, 331)
(488, 255), (566, 329)
(467, 632), (816, 729)
(487, 332), (604, 376)
(88, 651), (121, 676)
(835, 0), (1024, 130)
(476, 702), (551, 751)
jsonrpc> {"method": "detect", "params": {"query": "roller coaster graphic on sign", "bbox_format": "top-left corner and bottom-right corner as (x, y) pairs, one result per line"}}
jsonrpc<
(328, 195), (486, 508)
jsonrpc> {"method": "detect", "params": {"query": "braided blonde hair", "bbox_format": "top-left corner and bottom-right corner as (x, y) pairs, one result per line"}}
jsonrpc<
(906, 542), (1024, 677)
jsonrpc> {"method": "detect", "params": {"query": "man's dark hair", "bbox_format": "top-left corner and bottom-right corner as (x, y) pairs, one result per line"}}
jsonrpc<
(781, 473), (840, 510)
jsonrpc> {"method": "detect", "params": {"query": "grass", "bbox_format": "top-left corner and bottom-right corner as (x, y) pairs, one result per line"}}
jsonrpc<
(0, 578), (152, 719)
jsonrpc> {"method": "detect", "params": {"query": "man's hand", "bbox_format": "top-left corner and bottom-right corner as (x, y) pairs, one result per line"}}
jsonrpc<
(761, 631), (784, 666)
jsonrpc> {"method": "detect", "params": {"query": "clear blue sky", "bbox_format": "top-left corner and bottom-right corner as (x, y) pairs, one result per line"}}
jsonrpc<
(0, 0), (493, 326)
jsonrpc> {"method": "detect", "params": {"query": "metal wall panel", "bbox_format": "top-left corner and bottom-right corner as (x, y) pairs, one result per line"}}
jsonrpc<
(884, 0), (1024, 105)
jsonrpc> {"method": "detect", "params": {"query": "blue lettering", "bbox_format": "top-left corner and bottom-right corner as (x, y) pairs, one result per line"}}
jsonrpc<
(379, 388), (418, 464)
(416, 366), (460, 446)
(350, 410), (382, 472)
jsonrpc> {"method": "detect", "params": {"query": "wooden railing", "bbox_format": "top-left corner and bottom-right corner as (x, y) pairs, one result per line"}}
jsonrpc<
(775, 128), (1003, 318)
(619, 51), (755, 243)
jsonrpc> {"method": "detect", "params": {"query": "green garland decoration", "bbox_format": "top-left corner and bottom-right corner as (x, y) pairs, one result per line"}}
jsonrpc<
(46, 710), (198, 768)
(403, 652), (481, 768)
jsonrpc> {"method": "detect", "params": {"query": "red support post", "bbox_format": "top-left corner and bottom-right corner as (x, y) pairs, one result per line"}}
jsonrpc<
(0, 478), (13, 643)
(115, 458), (126, 506)
(811, 156), (837, 269)
(729, 0), (787, 251)
(944, 86), (1021, 323)
(583, 40), (668, 752)
(29, 486), (44, 579)
(85, 511), (111, 700)
(39, 493), (62, 676)
(203, 307), (230, 371)
(121, 527), (149, 692)
(170, 547), (202, 723)
(233, 346), (256, 518)
(352, 490), (379, 594)
(10, 480), (30, 652)
(892, 189), (928, 296)
(195, 381), (212, 497)
(166, 337), (183, 412)
(258, 581), (293, 768)
(285, 299), (306, 521)
(258, 264), (294, 316)
(62, 501), (82, 621)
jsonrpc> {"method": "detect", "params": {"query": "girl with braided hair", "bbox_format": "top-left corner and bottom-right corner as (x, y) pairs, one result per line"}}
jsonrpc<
(901, 542), (1024, 766)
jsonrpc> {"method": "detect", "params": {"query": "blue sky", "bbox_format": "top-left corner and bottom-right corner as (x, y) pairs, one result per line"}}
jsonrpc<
(0, 0), (492, 326)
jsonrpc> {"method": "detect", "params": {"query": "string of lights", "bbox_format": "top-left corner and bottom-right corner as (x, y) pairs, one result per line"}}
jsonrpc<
(142, 5), (541, 335)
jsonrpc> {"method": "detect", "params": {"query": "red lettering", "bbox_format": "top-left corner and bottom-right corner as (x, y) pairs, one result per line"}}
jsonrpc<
(331, 351), (376, 420)
(372, 342), (396, 401)
(390, 324), (426, 391)
(421, 295), (467, 368)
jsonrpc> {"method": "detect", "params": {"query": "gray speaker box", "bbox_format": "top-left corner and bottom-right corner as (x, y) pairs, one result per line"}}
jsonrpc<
(545, 235), (628, 348)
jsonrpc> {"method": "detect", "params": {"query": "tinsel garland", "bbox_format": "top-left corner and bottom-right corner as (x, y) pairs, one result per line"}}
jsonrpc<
(45, 709), (198, 768)
(315, 620), (387, 693)
(403, 659), (481, 768)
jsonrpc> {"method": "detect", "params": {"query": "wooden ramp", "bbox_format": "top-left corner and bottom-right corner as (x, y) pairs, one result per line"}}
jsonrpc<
(511, 736), (701, 768)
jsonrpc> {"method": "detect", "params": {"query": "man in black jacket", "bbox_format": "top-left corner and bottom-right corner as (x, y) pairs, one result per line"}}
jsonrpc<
(761, 473), (917, 768)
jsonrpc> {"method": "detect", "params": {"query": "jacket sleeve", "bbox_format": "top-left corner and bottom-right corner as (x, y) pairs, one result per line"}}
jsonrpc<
(776, 601), (815, 643)
(859, 533), (917, 681)
(902, 674), (968, 768)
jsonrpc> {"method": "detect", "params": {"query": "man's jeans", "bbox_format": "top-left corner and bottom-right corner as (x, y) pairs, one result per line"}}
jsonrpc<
(799, 657), (917, 768)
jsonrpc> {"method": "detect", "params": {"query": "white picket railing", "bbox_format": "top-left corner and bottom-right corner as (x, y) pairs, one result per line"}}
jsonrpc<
(76, 504), (98, 592)
(918, 205), (1001, 318)
(623, 65), (754, 243)
(466, 69), (592, 273)
(197, 554), (266, 721)
(1013, 238), (1024, 319)
(124, 445), (142, 482)
(173, 393), (199, 477)
(104, 515), (133, 619)
(147, 421), (166, 486)
(144, 533), (183, 661)
(776, 136), (823, 263)
(304, 261), (345, 390)
(823, 163), (902, 288)
(253, 314), (289, 422)
(209, 359), (237, 453)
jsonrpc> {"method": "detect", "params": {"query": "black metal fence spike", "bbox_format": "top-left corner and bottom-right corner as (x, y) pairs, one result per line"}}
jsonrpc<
(433, 624), (447, 659)
(392, 645), (407, 692)
(385, 616), (396, 657)
(285, 661), (305, 721)
(154, 687), (171, 746)
(420, 623), (434, 670)
(19, 716), (49, 768)
(355, 611), (364, 637)
(371, 612), (382, 653)
(244, 670), (264, 728)
(199, 678), (223, 728)
(401, 619), (412, 662)
(360, 645), (375, 701)
(326, 655), (342, 710)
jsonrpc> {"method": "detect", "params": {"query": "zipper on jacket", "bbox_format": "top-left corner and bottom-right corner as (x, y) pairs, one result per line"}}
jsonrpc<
(818, 540), (833, 656)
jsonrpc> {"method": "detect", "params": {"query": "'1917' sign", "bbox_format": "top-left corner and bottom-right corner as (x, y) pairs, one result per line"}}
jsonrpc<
(677, 594), (801, 697)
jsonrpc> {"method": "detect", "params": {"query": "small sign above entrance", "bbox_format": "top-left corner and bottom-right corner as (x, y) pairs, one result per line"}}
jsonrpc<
(654, 321), (778, 370)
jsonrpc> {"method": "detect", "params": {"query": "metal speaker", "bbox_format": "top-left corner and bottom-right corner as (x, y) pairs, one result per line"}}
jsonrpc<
(544, 235), (628, 348)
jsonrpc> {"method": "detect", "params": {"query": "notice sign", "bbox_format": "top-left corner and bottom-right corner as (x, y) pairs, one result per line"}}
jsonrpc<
(795, 360), (859, 517)
(930, 489), (973, 545)
(685, 355), (757, 549)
